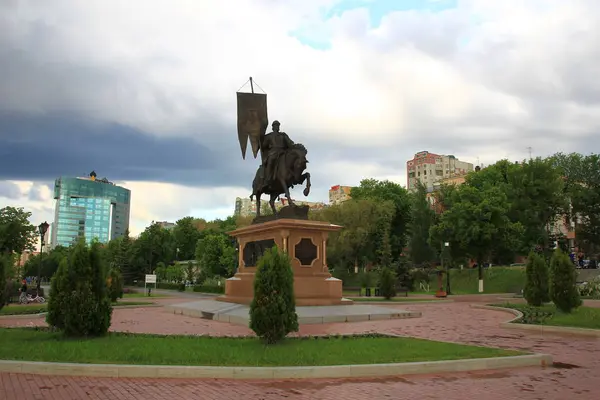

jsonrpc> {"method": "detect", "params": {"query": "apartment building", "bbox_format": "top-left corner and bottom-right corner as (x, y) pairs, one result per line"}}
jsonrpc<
(406, 151), (474, 192)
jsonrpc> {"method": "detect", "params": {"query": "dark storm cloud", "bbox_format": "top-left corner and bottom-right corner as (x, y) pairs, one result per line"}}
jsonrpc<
(0, 111), (251, 187)
(0, 181), (21, 199)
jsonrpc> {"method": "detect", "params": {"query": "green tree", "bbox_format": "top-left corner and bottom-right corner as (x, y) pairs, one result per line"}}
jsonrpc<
(0, 206), (37, 256)
(249, 246), (298, 344)
(430, 184), (524, 291)
(195, 233), (237, 278)
(108, 268), (124, 302)
(46, 239), (113, 337)
(467, 158), (566, 258)
(312, 199), (395, 272)
(23, 245), (70, 280)
(378, 266), (396, 299)
(172, 217), (201, 261)
(185, 261), (196, 284)
(523, 251), (550, 306)
(552, 152), (600, 255)
(351, 179), (412, 260)
(408, 181), (436, 266)
(166, 264), (185, 283)
(0, 254), (9, 310)
(549, 249), (582, 313)
(129, 223), (174, 281)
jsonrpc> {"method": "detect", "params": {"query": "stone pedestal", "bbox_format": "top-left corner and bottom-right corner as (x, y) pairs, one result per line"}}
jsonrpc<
(216, 218), (352, 306)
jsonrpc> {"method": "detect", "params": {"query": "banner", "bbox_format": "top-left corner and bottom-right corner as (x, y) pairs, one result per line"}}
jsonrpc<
(236, 92), (268, 159)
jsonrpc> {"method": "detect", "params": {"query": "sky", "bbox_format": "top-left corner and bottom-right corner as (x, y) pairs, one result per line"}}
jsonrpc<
(1, 0), (599, 238)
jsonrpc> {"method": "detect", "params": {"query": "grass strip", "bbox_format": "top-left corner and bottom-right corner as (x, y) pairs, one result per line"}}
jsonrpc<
(0, 329), (521, 366)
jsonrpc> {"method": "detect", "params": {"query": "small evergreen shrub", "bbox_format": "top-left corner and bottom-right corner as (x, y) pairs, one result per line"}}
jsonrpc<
(378, 267), (397, 299)
(549, 249), (582, 313)
(108, 268), (124, 302)
(523, 251), (550, 306)
(249, 247), (298, 344)
(46, 239), (113, 337)
(177, 283), (186, 292)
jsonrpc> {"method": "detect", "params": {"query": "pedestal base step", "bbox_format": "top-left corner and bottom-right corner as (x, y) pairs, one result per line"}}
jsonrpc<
(165, 300), (422, 326)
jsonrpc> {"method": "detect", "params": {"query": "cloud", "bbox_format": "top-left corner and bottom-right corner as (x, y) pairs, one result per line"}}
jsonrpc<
(0, 181), (22, 199)
(1, 0), (599, 234)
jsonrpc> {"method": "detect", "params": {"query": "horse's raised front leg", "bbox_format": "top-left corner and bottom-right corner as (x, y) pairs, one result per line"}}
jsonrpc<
(302, 172), (311, 197)
(269, 193), (278, 215)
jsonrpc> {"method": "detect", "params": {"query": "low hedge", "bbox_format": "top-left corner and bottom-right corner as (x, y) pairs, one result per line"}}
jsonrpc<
(193, 285), (224, 294)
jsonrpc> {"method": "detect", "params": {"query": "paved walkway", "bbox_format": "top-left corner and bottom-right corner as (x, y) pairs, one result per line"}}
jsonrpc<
(1, 296), (598, 399)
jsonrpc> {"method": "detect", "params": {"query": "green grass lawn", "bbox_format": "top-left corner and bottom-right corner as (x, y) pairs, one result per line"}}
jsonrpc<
(0, 300), (155, 316)
(0, 329), (522, 366)
(349, 297), (442, 302)
(491, 303), (600, 330)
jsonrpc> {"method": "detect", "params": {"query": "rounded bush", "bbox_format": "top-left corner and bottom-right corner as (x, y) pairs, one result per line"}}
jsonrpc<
(523, 251), (550, 306)
(549, 249), (582, 313)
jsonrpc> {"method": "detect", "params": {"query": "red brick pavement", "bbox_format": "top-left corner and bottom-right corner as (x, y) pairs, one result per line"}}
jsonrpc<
(0, 297), (598, 399)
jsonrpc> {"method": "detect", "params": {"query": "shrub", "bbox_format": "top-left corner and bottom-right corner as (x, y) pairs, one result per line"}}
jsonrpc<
(358, 270), (376, 288)
(578, 277), (600, 299)
(177, 283), (186, 292)
(523, 252), (550, 306)
(549, 249), (582, 313)
(378, 267), (397, 299)
(46, 239), (113, 337)
(249, 247), (298, 344)
(193, 285), (224, 294)
(108, 268), (124, 302)
(517, 305), (553, 325)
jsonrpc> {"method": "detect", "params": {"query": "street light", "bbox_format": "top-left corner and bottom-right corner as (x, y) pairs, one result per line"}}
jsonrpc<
(37, 221), (50, 293)
(443, 242), (451, 295)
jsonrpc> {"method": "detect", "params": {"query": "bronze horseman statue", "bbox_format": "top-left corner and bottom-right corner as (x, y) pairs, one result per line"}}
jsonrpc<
(236, 78), (311, 221)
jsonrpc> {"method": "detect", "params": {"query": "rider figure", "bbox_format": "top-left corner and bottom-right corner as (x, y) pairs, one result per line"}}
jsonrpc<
(260, 120), (295, 186)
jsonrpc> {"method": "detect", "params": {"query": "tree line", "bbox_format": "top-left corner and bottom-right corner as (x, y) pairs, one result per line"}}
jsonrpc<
(1, 151), (598, 292)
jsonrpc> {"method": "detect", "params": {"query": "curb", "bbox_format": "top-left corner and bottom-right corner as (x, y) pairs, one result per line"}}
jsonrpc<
(0, 303), (160, 320)
(472, 304), (600, 338)
(0, 354), (552, 379)
(348, 300), (453, 305)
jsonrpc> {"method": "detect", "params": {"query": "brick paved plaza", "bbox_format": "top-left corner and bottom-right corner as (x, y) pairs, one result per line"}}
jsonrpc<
(1, 296), (598, 400)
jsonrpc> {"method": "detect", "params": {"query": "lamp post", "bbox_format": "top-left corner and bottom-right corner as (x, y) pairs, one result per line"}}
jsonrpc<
(444, 242), (451, 295)
(37, 221), (50, 293)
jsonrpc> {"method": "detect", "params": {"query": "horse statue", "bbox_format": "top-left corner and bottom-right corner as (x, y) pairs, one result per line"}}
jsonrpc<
(250, 143), (311, 218)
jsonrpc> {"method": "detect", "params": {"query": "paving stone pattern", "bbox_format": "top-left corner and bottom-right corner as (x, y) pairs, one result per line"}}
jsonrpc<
(1, 296), (598, 399)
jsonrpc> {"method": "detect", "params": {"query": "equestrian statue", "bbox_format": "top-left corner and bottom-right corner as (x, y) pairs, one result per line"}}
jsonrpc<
(236, 80), (311, 221)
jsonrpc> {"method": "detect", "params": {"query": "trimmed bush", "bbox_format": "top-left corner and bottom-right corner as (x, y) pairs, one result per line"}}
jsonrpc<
(108, 268), (124, 302)
(46, 239), (113, 337)
(523, 252), (550, 306)
(192, 285), (224, 294)
(549, 249), (582, 313)
(378, 267), (397, 299)
(249, 247), (298, 344)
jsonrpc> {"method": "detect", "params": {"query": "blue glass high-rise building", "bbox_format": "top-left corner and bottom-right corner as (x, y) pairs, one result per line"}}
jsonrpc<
(50, 172), (131, 247)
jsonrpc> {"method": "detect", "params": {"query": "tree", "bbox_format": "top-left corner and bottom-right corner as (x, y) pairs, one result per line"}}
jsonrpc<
(467, 158), (566, 258)
(351, 179), (412, 260)
(46, 239), (113, 337)
(129, 223), (174, 280)
(0, 206), (37, 256)
(378, 266), (396, 299)
(172, 217), (201, 261)
(249, 246), (298, 344)
(108, 268), (124, 302)
(312, 199), (395, 272)
(185, 261), (196, 284)
(23, 245), (70, 280)
(430, 184), (524, 291)
(549, 249), (582, 313)
(408, 181), (436, 266)
(552, 152), (600, 255)
(195, 233), (237, 278)
(0, 254), (9, 310)
(523, 251), (550, 306)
